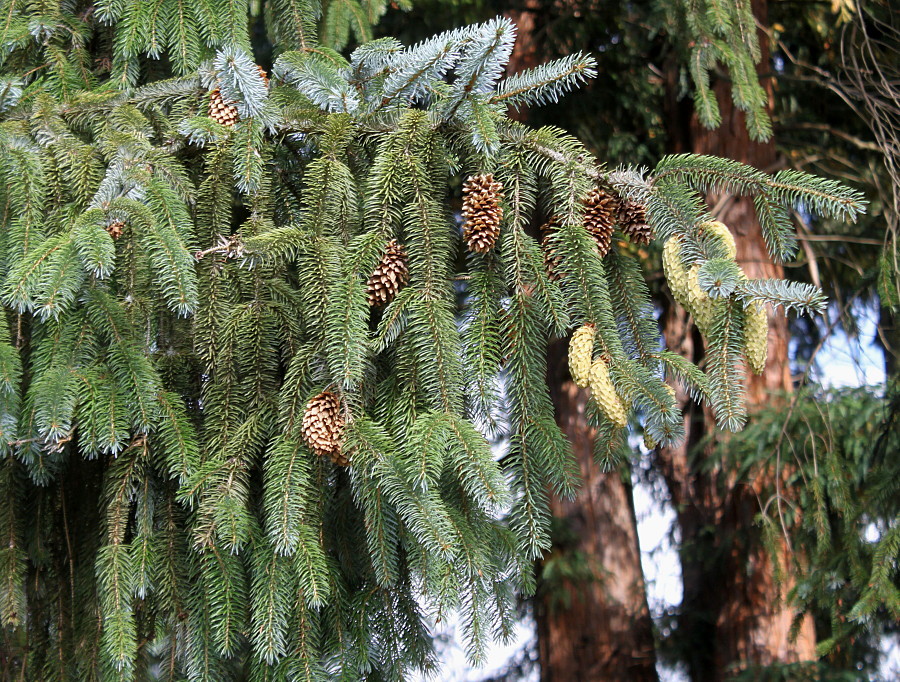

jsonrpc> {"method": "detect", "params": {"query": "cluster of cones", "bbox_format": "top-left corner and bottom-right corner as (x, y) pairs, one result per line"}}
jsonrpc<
(541, 188), (652, 280)
(299, 177), (655, 468)
(567, 323), (628, 428)
(363, 178), (652, 303)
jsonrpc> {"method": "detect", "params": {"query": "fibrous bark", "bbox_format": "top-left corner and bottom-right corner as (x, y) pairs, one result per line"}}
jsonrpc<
(535, 343), (658, 682)
(658, 0), (817, 677)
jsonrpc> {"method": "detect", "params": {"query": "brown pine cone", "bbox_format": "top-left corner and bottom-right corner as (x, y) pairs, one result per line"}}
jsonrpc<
(106, 220), (125, 240)
(301, 392), (348, 466)
(209, 88), (238, 126)
(618, 199), (652, 245)
(462, 173), (504, 254)
(367, 239), (409, 306)
(583, 188), (618, 257)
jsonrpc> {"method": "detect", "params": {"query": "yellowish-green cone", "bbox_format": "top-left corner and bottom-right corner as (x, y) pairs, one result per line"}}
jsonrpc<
(699, 220), (737, 259)
(664, 221), (767, 374)
(588, 358), (628, 428)
(662, 236), (693, 312)
(687, 263), (720, 334)
(568, 324), (595, 388)
(663, 236), (720, 335)
(743, 301), (768, 374)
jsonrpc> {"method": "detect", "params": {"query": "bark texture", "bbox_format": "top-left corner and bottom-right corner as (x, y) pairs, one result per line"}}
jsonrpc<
(659, 0), (817, 678)
(510, 4), (660, 678)
(534, 343), (658, 682)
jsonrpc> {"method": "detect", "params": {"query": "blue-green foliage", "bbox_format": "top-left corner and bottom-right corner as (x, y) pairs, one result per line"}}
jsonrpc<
(0, 3), (866, 681)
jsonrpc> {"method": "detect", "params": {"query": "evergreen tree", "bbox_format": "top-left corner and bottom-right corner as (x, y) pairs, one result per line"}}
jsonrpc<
(0, 2), (865, 679)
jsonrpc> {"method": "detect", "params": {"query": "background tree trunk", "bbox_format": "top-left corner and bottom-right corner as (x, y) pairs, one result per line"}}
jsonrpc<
(506, 5), (660, 678)
(658, 0), (817, 678)
(534, 342), (659, 682)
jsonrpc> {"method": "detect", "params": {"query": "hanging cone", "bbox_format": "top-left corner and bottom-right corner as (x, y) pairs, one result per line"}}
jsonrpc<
(367, 239), (409, 306)
(686, 262), (719, 334)
(209, 88), (238, 126)
(568, 323), (596, 388)
(106, 220), (125, 240)
(698, 220), (736, 259)
(662, 235), (719, 335)
(583, 188), (617, 256)
(743, 301), (768, 374)
(301, 392), (348, 466)
(540, 218), (564, 281)
(462, 173), (504, 253)
(588, 357), (628, 428)
(618, 199), (652, 245)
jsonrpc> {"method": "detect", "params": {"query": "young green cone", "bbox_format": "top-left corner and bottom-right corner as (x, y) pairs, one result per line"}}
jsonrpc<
(568, 323), (596, 388)
(743, 301), (769, 374)
(588, 358), (628, 428)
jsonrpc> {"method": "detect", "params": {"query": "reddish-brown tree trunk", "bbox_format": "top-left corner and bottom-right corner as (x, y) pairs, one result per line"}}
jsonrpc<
(658, 0), (817, 678)
(534, 343), (659, 682)
(508, 3), (660, 678)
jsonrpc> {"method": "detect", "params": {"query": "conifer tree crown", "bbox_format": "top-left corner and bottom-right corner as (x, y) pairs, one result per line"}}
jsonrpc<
(0, 2), (865, 679)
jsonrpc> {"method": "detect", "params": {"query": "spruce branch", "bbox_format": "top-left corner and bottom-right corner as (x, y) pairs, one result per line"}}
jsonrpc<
(697, 258), (743, 299)
(735, 279), (827, 316)
(706, 298), (747, 431)
(490, 53), (597, 109)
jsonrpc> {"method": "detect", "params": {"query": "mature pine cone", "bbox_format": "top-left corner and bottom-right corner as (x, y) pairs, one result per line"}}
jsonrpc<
(367, 239), (409, 306)
(462, 173), (504, 253)
(540, 218), (563, 281)
(618, 199), (652, 245)
(301, 392), (348, 466)
(209, 88), (238, 126)
(583, 188), (617, 256)
(106, 220), (125, 240)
